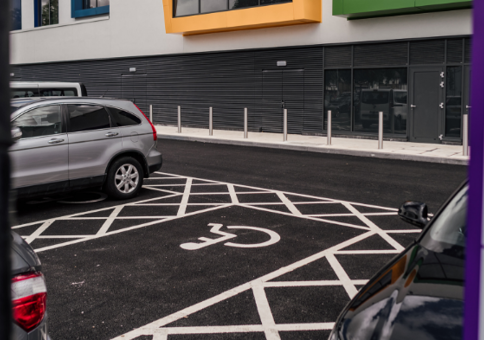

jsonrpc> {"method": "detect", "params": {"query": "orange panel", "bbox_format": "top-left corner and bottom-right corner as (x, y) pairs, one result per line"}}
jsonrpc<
(163, 0), (322, 35)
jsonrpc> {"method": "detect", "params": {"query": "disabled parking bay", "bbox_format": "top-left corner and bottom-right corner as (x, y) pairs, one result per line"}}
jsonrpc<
(13, 172), (422, 340)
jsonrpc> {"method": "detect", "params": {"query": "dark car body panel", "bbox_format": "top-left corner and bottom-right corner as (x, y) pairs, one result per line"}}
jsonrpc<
(331, 182), (466, 340)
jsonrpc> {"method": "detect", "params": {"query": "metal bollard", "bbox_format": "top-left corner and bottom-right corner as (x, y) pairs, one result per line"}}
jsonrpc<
(244, 108), (248, 139)
(463, 113), (469, 156)
(177, 106), (182, 133)
(327, 110), (332, 145)
(378, 111), (383, 149)
(149, 105), (153, 123)
(283, 109), (288, 142)
(209, 107), (213, 136)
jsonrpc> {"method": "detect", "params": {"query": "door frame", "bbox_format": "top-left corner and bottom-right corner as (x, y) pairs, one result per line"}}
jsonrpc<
(408, 65), (445, 143)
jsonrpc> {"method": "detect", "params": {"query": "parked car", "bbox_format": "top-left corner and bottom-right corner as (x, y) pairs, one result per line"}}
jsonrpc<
(329, 181), (466, 340)
(9, 97), (162, 200)
(11, 81), (87, 98)
(11, 230), (50, 339)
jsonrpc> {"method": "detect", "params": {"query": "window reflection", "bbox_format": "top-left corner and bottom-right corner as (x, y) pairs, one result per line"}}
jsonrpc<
(11, 0), (21, 31)
(83, 0), (110, 8)
(324, 70), (351, 131)
(39, 0), (58, 26)
(354, 68), (407, 134)
(174, 0), (199, 16)
(229, 0), (259, 9)
(201, 0), (227, 13)
(174, 0), (292, 17)
(445, 66), (462, 138)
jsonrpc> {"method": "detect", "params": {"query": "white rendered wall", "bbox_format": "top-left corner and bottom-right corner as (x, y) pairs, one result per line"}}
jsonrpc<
(10, 0), (472, 65)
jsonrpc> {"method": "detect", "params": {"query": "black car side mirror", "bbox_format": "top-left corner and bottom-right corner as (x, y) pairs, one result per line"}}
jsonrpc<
(398, 201), (428, 228)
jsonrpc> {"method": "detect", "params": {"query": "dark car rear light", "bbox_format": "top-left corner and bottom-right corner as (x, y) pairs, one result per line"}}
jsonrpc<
(134, 103), (157, 141)
(11, 272), (47, 332)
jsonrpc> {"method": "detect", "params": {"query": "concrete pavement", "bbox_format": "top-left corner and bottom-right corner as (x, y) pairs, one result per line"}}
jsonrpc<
(155, 126), (469, 165)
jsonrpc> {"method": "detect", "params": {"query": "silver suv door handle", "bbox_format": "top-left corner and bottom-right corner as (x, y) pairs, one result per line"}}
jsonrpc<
(105, 132), (119, 137)
(411, 105), (417, 108)
(48, 138), (64, 144)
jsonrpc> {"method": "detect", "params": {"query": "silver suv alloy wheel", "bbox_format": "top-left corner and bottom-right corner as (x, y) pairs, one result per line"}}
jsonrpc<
(115, 163), (139, 194)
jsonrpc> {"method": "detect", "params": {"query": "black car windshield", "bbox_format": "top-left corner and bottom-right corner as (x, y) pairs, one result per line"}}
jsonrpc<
(420, 184), (467, 252)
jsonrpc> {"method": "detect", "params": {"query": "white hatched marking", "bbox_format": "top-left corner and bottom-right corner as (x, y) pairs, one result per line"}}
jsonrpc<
(227, 184), (239, 204)
(252, 282), (281, 340)
(264, 280), (368, 287)
(177, 178), (192, 217)
(96, 206), (123, 236)
(25, 219), (55, 244)
(326, 253), (359, 299)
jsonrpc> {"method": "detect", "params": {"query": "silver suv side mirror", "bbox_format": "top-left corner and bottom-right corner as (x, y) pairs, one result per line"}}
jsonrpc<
(11, 127), (22, 142)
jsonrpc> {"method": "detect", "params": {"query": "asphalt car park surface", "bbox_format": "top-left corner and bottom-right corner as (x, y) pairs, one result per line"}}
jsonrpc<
(13, 139), (467, 340)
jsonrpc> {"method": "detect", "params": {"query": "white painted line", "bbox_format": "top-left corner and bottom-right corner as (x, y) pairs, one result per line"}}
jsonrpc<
(252, 282), (281, 340)
(24, 220), (55, 244)
(264, 280), (368, 287)
(326, 253), (358, 299)
(30, 235), (90, 239)
(276, 192), (303, 216)
(385, 229), (422, 233)
(177, 178), (192, 217)
(342, 202), (404, 252)
(227, 184), (239, 204)
(335, 250), (401, 255)
(111, 231), (376, 340)
(96, 206), (123, 236)
(33, 205), (231, 253)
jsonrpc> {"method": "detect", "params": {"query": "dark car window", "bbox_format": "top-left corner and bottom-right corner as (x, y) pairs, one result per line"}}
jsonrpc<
(13, 105), (63, 138)
(40, 88), (78, 97)
(109, 108), (141, 127)
(68, 105), (111, 132)
(11, 88), (40, 98)
(421, 184), (467, 252)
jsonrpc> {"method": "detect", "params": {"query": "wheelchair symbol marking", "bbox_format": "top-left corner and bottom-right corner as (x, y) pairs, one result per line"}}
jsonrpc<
(180, 223), (281, 251)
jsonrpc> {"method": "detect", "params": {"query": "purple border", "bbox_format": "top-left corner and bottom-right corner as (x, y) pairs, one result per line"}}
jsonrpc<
(464, 1), (484, 339)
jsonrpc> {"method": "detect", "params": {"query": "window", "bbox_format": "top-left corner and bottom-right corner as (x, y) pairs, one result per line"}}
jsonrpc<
(13, 106), (63, 138)
(109, 108), (141, 127)
(11, 89), (40, 98)
(35, 0), (58, 27)
(39, 88), (78, 96)
(68, 105), (111, 132)
(71, 0), (110, 18)
(174, 0), (292, 17)
(445, 66), (462, 138)
(82, 0), (109, 9)
(353, 68), (407, 134)
(11, 0), (21, 31)
(324, 70), (351, 131)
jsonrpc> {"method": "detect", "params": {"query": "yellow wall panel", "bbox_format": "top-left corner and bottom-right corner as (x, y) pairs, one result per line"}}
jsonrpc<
(163, 0), (322, 35)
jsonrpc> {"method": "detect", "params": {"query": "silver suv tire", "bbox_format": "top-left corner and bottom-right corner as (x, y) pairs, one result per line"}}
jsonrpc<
(105, 157), (143, 199)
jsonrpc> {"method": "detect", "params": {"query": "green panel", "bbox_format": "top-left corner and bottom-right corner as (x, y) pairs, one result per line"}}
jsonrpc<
(344, 0), (414, 14)
(333, 0), (472, 18)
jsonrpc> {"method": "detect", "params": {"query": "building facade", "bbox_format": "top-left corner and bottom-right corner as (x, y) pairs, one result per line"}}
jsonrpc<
(9, 0), (472, 144)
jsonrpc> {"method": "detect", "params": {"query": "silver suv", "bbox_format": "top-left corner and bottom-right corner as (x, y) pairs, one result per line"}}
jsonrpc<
(9, 97), (162, 200)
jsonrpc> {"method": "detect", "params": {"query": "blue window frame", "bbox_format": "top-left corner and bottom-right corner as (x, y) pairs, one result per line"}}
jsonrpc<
(11, 0), (21, 30)
(71, 0), (109, 18)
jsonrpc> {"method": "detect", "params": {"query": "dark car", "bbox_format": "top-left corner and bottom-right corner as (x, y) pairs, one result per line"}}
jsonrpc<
(11, 230), (50, 340)
(329, 182), (466, 340)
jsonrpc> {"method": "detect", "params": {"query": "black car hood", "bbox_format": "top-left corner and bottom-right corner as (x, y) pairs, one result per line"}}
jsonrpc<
(338, 243), (463, 340)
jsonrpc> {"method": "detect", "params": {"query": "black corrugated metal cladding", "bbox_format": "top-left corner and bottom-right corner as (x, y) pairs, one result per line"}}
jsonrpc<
(10, 37), (468, 135)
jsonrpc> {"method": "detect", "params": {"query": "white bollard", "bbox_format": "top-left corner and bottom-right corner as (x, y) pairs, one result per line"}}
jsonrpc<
(209, 107), (213, 136)
(378, 111), (383, 149)
(177, 106), (182, 133)
(463, 113), (469, 156)
(327, 110), (332, 145)
(244, 108), (248, 139)
(149, 105), (153, 123)
(283, 109), (288, 142)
